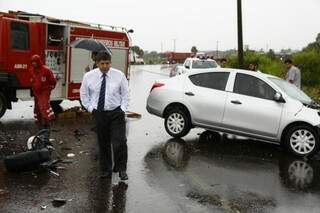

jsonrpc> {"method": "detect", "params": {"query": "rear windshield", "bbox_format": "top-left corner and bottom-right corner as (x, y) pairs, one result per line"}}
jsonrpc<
(192, 60), (218, 69)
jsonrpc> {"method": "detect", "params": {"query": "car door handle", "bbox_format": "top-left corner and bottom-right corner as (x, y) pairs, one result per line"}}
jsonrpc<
(185, 92), (195, 96)
(231, 100), (242, 105)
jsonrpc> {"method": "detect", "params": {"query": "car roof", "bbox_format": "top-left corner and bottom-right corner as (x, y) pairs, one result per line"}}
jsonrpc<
(187, 68), (281, 80)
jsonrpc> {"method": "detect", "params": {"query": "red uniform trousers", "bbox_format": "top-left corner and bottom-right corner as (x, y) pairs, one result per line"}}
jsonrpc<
(33, 90), (54, 127)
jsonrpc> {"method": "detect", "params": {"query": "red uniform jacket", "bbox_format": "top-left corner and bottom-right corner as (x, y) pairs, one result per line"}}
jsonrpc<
(29, 55), (56, 95)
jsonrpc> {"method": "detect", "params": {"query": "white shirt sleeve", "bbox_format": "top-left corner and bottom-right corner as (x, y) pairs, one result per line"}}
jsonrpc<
(120, 75), (129, 112)
(80, 74), (94, 113)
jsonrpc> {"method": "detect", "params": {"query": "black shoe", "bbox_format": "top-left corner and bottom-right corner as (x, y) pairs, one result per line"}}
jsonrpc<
(99, 172), (112, 179)
(119, 171), (128, 180)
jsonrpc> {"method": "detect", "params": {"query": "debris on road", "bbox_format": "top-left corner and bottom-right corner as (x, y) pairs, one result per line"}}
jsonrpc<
(126, 111), (142, 119)
(74, 129), (86, 137)
(67, 153), (75, 158)
(79, 150), (90, 154)
(40, 205), (47, 210)
(56, 166), (66, 170)
(0, 189), (9, 195)
(49, 170), (60, 177)
(4, 148), (51, 172)
(61, 147), (72, 151)
(60, 159), (75, 164)
(52, 198), (67, 207)
(57, 106), (91, 120)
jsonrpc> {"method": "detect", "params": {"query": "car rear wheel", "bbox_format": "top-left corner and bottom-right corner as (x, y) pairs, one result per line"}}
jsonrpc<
(165, 108), (191, 138)
(0, 92), (7, 118)
(284, 125), (320, 157)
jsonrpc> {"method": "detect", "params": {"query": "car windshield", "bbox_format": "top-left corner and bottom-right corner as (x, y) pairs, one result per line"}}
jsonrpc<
(192, 60), (218, 69)
(269, 77), (312, 104)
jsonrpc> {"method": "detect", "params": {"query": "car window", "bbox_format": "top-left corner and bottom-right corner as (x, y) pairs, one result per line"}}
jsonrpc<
(11, 22), (29, 50)
(234, 73), (276, 100)
(192, 60), (218, 69)
(189, 72), (229, 91)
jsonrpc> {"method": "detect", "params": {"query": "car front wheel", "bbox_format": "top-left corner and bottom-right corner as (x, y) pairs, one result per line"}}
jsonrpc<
(164, 109), (191, 138)
(284, 125), (320, 157)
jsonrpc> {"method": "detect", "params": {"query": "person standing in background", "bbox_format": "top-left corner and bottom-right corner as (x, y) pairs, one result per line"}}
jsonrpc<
(85, 51), (98, 72)
(248, 61), (261, 72)
(220, 58), (227, 68)
(29, 54), (56, 141)
(284, 58), (301, 88)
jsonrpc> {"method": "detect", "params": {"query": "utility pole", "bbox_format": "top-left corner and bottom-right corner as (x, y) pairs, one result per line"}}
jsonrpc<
(161, 42), (163, 53)
(173, 39), (176, 52)
(216, 40), (219, 59)
(237, 0), (244, 68)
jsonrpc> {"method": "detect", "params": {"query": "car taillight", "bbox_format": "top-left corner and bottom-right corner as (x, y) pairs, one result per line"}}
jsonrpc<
(150, 82), (164, 92)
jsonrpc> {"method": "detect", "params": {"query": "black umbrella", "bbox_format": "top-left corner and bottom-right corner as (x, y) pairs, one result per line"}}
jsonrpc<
(69, 38), (112, 55)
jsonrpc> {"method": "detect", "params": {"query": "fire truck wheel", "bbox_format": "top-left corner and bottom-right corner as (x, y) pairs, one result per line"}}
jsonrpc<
(50, 100), (63, 106)
(0, 92), (7, 118)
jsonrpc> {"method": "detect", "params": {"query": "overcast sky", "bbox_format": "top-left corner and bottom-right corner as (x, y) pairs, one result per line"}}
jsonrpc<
(1, 0), (320, 52)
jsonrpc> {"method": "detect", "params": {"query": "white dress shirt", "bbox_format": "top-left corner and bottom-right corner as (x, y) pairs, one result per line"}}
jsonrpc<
(80, 67), (129, 113)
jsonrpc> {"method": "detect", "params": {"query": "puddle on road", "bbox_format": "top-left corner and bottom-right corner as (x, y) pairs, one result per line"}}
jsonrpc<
(144, 130), (320, 212)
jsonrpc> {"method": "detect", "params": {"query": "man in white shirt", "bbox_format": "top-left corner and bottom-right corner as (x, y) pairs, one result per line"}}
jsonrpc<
(80, 51), (129, 180)
(284, 58), (301, 89)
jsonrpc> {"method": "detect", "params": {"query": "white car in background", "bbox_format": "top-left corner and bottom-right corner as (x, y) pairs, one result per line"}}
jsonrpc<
(176, 57), (219, 75)
(147, 68), (320, 157)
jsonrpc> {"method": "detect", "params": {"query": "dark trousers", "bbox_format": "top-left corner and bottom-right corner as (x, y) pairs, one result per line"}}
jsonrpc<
(94, 107), (127, 173)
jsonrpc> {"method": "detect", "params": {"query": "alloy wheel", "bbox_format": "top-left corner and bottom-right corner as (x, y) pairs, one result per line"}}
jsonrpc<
(290, 129), (316, 155)
(167, 113), (185, 134)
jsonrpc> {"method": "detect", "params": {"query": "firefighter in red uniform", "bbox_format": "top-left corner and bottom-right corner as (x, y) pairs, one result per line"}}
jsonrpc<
(29, 55), (56, 138)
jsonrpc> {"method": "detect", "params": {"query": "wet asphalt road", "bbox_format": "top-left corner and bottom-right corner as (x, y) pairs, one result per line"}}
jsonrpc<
(0, 65), (320, 213)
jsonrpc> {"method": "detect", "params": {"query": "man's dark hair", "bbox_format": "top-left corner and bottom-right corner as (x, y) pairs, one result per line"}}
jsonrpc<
(221, 58), (227, 62)
(284, 58), (293, 64)
(96, 51), (112, 62)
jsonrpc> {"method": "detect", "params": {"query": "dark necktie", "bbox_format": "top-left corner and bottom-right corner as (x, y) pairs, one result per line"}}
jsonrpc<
(97, 73), (106, 111)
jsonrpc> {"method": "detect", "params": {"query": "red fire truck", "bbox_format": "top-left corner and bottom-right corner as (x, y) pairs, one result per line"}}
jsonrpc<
(0, 11), (132, 118)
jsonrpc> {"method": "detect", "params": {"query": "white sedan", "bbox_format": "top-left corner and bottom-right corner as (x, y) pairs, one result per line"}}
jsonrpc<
(146, 68), (320, 157)
(176, 57), (219, 75)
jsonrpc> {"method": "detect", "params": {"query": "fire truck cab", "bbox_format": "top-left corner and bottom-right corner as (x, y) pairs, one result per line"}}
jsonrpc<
(0, 11), (131, 118)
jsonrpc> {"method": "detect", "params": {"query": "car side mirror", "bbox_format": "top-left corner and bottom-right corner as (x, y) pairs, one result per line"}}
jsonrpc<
(274, 92), (286, 103)
(185, 65), (190, 69)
